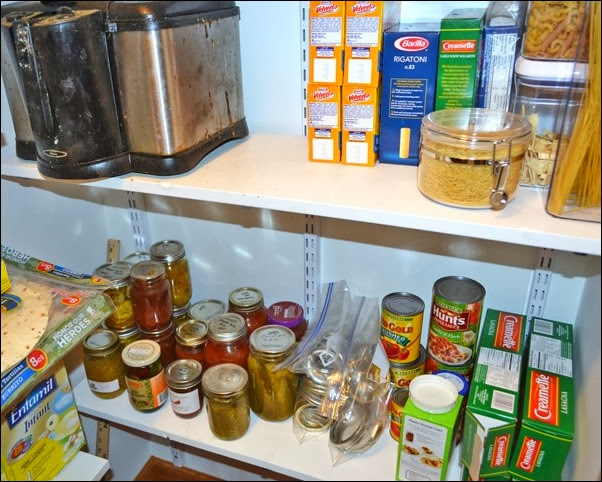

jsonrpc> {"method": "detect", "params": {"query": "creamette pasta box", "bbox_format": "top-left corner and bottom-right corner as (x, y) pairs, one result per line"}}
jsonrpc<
(379, 23), (439, 165)
(460, 309), (527, 480)
(509, 317), (574, 481)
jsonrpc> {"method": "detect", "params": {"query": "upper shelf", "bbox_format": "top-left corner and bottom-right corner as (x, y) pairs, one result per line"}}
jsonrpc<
(2, 133), (600, 256)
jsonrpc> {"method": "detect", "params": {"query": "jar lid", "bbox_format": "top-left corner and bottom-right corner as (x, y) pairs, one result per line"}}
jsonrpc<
(228, 287), (264, 313)
(122, 251), (151, 265)
(139, 321), (175, 337)
(266, 301), (305, 328)
(515, 55), (588, 84)
(202, 363), (248, 396)
(189, 299), (226, 322)
(84, 329), (119, 355)
(103, 322), (140, 339)
(165, 359), (203, 388)
(249, 325), (296, 355)
(173, 302), (191, 318)
(150, 240), (185, 262)
(382, 292), (424, 317)
(409, 374), (459, 414)
(432, 370), (469, 397)
(122, 340), (161, 367)
(130, 260), (165, 281)
(434, 276), (486, 304)
(208, 313), (247, 342)
(93, 262), (132, 289)
(176, 320), (208, 346)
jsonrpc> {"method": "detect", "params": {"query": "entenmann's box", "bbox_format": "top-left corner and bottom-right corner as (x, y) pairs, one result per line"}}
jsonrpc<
(509, 317), (574, 481)
(379, 23), (439, 165)
(461, 309), (527, 480)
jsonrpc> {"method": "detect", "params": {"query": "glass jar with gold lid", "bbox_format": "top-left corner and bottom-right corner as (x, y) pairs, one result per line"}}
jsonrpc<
(175, 319), (208, 366)
(83, 329), (126, 399)
(150, 240), (192, 310)
(130, 260), (173, 332)
(228, 286), (268, 334)
(93, 261), (135, 330)
(204, 313), (249, 370)
(189, 299), (226, 324)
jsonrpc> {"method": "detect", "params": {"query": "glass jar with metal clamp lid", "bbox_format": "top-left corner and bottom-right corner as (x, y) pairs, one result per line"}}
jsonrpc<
(418, 108), (532, 210)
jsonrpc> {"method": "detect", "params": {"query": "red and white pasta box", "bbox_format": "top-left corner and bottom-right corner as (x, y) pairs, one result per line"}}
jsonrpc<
(308, 1), (346, 85)
(307, 83), (342, 163)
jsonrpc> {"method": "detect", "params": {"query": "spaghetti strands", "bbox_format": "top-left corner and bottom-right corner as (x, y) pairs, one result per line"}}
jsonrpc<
(547, 2), (601, 218)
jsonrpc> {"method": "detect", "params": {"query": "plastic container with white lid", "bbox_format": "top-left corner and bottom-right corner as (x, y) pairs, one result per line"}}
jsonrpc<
(408, 374), (459, 414)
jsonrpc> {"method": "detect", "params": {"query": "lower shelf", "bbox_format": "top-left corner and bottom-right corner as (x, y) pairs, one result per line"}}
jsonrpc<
(53, 451), (110, 481)
(73, 379), (462, 481)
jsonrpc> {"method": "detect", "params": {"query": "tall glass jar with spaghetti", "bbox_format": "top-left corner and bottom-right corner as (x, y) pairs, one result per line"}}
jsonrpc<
(247, 325), (298, 421)
(418, 109), (531, 210)
(130, 260), (173, 332)
(204, 313), (249, 370)
(228, 286), (268, 335)
(175, 319), (208, 366)
(83, 329), (126, 399)
(93, 261), (135, 330)
(150, 240), (192, 310)
(122, 340), (168, 411)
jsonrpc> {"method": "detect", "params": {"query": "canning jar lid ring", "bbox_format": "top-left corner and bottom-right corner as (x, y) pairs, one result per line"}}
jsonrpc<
(176, 320), (208, 345)
(150, 240), (185, 262)
(201, 363), (248, 396)
(208, 313), (247, 341)
(228, 287), (264, 312)
(84, 329), (120, 355)
(165, 359), (203, 388)
(249, 325), (296, 355)
(93, 261), (132, 288)
(130, 260), (166, 281)
(189, 299), (226, 321)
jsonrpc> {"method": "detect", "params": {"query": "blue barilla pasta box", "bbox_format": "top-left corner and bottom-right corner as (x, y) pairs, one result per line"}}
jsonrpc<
(379, 24), (439, 166)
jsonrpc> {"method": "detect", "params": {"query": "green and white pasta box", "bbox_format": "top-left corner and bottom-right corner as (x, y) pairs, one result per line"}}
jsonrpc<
(435, 8), (486, 110)
(1, 361), (86, 481)
(461, 309), (527, 480)
(509, 317), (574, 481)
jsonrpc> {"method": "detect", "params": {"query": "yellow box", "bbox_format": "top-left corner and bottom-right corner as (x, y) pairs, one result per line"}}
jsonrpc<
(1, 362), (86, 481)
(342, 84), (380, 166)
(307, 83), (342, 163)
(344, 1), (401, 86)
(308, 1), (346, 85)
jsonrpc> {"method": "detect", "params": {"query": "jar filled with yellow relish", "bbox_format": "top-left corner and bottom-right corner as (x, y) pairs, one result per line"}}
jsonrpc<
(175, 319), (207, 366)
(165, 359), (204, 418)
(130, 260), (173, 332)
(83, 329), (126, 399)
(248, 325), (298, 421)
(150, 240), (192, 310)
(93, 261), (135, 330)
(122, 340), (168, 411)
(202, 363), (250, 441)
(228, 286), (268, 335)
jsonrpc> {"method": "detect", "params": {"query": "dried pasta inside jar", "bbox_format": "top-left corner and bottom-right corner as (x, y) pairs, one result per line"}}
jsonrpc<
(418, 109), (531, 209)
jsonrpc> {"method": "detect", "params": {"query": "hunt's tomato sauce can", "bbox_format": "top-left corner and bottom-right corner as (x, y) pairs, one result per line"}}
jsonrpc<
(380, 292), (425, 364)
(427, 276), (485, 371)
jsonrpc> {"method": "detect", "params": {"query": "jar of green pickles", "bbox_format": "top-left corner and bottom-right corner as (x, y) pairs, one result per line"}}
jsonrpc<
(122, 340), (168, 411)
(202, 363), (250, 441)
(248, 325), (298, 421)
(150, 240), (192, 310)
(93, 261), (135, 330)
(83, 330), (126, 399)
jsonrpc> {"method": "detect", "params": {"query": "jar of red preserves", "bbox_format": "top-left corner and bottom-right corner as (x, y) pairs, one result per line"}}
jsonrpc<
(267, 301), (307, 342)
(139, 321), (177, 368)
(150, 240), (193, 311)
(175, 320), (207, 366)
(165, 359), (204, 418)
(130, 260), (173, 332)
(204, 313), (249, 370)
(228, 287), (268, 335)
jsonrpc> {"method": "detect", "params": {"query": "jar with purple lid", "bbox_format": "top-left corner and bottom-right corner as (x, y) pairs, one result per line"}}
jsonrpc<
(266, 301), (307, 342)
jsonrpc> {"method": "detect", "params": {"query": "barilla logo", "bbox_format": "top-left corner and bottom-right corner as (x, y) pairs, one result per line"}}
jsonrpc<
(315, 2), (339, 15)
(491, 434), (510, 468)
(494, 312), (523, 352)
(432, 304), (468, 331)
(528, 370), (560, 426)
(348, 89), (371, 102)
(394, 36), (429, 52)
(351, 2), (377, 15)
(312, 88), (336, 100)
(442, 40), (476, 53)
(516, 436), (542, 473)
(7, 375), (57, 428)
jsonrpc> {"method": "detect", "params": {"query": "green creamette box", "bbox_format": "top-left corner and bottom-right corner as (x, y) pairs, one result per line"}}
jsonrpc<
(435, 8), (485, 110)
(461, 309), (527, 480)
(509, 317), (574, 481)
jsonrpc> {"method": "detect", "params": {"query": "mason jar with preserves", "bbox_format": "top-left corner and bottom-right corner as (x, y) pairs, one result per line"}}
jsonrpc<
(189, 299), (226, 324)
(122, 340), (168, 411)
(248, 325), (298, 421)
(139, 321), (177, 369)
(102, 321), (140, 352)
(202, 363), (250, 441)
(150, 240), (193, 310)
(228, 287), (268, 334)
(130, 260), (173, 332)
(93, 261), (135, 330)
(175, 319), (207, 366)
(165, 359), (204, 418)
(266, 301), (307, 342)
(83, 329), (126, 399)
(204, 313), (249, 370)
(173, 302), (191, 327)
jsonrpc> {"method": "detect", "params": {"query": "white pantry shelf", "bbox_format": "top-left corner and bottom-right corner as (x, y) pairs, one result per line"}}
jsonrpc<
(53, 451), (110, 481)
(1, 133), (599, 256)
